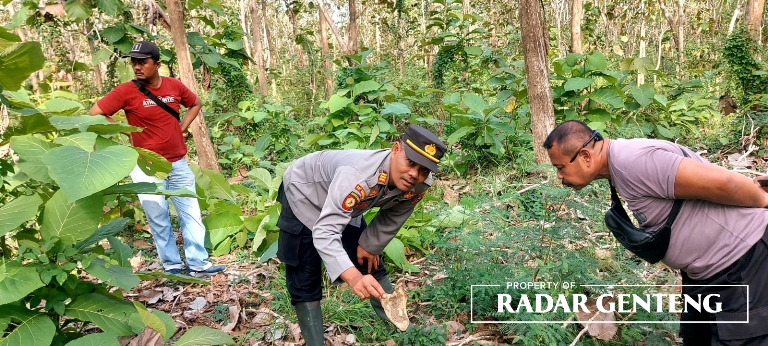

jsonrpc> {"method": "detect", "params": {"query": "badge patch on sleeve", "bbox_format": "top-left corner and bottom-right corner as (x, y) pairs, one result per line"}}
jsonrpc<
(355, 184), (367, 200)
(342, 193), (359, 211)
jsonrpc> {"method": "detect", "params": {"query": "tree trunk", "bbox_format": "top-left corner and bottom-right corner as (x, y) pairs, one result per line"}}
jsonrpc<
(319, 5), (334, 99)
(318, 1), (355, 65)
(729, 7), (743, 35)
(519, 0), (555, 165)
(657, 0), (685, 62)
(570, 0), (583, 53)
(745, 0), (765, 42)
(347, 0), (359, 55)
(638, 11), (647, 85)
(261, 0), (276, 69)
(238, 0), (252, 69)
(165, 0), (219, 172)
(251, 1), (269, 96)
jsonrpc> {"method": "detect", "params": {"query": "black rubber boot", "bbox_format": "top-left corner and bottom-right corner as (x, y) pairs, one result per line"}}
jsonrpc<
(369, 275), (395, 323)
(295, 301), (325, 346)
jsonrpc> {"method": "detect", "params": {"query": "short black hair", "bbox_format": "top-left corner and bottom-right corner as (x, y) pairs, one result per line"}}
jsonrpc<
(543, 120), (594, 156)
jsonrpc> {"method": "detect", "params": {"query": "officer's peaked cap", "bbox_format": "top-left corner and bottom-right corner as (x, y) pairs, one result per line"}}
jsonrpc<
(401, 124), (447, 173)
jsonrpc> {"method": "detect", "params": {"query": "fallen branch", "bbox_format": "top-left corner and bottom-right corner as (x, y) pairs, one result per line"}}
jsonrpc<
(518, 180), (549, 194)
(568, 310), (601, 346)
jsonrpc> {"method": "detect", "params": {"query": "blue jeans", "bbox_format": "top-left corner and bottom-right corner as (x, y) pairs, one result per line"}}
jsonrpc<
(130, 158), (212, 271)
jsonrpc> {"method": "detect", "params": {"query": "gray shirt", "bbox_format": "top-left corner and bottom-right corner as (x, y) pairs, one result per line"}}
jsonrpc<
(282, 149), (433, 281)
(608, 138), (768, 279)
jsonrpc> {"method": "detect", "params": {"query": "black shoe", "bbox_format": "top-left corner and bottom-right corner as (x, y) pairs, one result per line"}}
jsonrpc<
(165, 268), (184, 275)
(188, 265), (226, 277)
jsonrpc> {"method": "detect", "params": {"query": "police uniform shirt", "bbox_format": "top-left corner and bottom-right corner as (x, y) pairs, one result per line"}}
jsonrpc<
(281, 149), (432, 282)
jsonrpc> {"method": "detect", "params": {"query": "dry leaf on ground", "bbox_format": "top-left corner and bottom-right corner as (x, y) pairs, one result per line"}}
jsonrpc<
(380, 278), (409, 331)
(574, 298), (618, 341)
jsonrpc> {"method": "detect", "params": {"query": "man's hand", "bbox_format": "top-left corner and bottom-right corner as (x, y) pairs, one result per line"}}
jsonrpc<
(340, 268), (385, 300)
(357, 245), (379, 274)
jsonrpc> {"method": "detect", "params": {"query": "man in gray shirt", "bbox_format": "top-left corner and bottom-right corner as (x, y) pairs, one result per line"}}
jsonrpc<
(277, 125), (447, 344)
(545, 120), (768, 345)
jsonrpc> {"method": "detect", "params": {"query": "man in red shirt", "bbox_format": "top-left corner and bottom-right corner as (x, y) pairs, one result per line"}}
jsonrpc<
(89, 41), (225, 277)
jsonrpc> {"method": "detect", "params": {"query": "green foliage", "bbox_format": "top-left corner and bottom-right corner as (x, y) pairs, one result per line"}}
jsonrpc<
(0, 47), (230, 343)
(211, 100), (303, 174)
(393, 323), (447, 345)
(722, 27), (768, 102)
(548, 51), (719, 141)
(207, 24), (255, 116)
(423, 0), (485, 89)
(310, 50), (423, 149)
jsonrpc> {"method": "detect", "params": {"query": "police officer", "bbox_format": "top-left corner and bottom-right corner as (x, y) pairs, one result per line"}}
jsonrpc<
(276, 124), (447, 344)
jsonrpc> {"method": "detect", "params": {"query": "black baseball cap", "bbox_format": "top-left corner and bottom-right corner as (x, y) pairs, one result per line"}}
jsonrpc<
(122, 41), (160, 61)
(401, 124), (447, 173)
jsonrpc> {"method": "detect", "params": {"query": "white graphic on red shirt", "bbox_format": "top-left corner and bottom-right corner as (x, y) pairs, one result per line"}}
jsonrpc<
(142, 95), (176, 107)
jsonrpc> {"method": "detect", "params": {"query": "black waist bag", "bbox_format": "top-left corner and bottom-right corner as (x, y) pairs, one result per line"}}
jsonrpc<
(604, 148), (688, 263)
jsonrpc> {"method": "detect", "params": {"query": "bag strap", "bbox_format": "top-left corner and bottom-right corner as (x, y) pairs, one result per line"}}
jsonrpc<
(609, 146), (690, 227)
(132, 80), (180, 122)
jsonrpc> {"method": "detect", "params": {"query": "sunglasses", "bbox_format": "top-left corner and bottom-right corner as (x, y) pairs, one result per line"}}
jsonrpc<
(569, 130), (604, 163)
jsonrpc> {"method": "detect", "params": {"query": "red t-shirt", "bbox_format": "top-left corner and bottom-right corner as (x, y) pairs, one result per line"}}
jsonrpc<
(97, 77), (198, 162)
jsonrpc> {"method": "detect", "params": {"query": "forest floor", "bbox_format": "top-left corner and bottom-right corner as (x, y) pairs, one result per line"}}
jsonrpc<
(114, 154), (768, 345)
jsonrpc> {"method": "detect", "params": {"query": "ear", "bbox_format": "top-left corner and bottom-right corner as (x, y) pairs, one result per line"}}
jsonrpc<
(392, 141), (401, 152)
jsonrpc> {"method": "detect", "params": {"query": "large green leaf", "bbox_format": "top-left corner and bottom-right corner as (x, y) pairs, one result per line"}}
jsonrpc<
(585, 51), (608, 71)
(0, 42), (45, 91)
(95, 0), (123, 16)
(383, 238), (419, 272)
(630, 84), (655, 107)
(380, 102), (411, 116)
(53, 132), (98, 151)
(65, 293), (136, 336)
(42, 145), (138, 203)
(324, 95), (352, 114)
(352, 80), (381, 97)
(84, 258), (138, 291)
(0, 194), (42, 237)
(102, 183), (197, 197)
(64, 333), (119, 346)
(9, 135), (56, 183)
(462, 93), (486, 115)
(564, 77), (593, 92)
(64, 0), (92, 22)
(247, 168), (271, 191)
(49, 115), (109, 132)
(175, 326), (234, 346)
(40, 190), (102, 243)
(588, 88), (624, 109)
(107, 236), (132, 267)
(585, 109), (612, 123)
(0, 305), (55, 346)
(134, 147), (170, 179)
(0, 263), (44, 305)
(204, 208), (243, 247)
(132, 302), (175, 341)
(258, 240), (279, 263)
(86, 123), (143, 134)
(203, 170), (235, 201)
(446, 126), (476, 145)
(41, 98), (83, 116)
(2, 113), (55, 139)
(75, 218), (129, 252)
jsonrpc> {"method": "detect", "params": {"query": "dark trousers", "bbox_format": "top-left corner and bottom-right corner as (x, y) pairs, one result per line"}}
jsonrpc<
(276, 185), (388, 304)
(680, 228), (768, 345)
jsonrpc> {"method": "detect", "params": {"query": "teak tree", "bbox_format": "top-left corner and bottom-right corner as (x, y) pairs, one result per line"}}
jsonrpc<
(519, 0), (555, 164)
